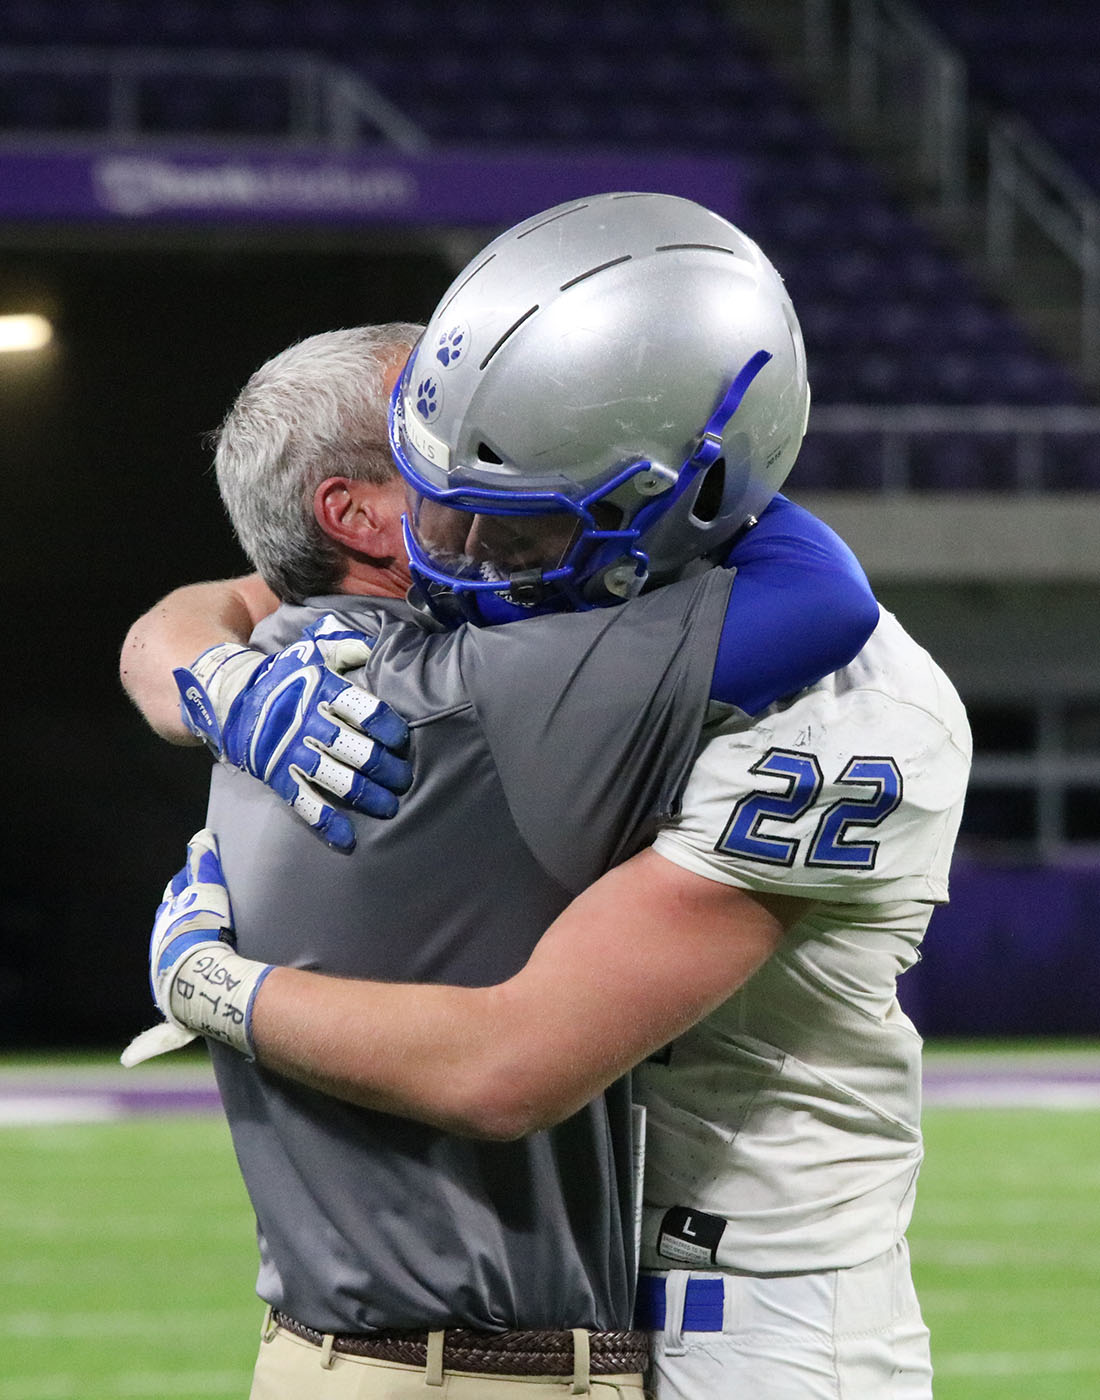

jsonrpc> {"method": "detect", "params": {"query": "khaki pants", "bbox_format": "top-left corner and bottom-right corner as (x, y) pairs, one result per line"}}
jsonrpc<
(249, 1315), (647, 1400)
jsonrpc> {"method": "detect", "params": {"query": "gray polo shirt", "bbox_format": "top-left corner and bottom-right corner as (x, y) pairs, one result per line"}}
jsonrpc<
(206, 567), (733, 1334)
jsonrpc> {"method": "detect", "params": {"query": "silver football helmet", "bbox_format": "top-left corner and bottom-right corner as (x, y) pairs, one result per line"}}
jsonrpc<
(389, 191), (810, 624)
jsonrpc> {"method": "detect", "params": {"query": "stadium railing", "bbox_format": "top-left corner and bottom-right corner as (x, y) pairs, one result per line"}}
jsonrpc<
(799, 404), (1100, 491)
(787, 0), (1100, 386)
(0, 45), (430, 151)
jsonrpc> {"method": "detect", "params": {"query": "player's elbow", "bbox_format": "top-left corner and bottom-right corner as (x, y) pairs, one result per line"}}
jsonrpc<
(439, 1090), (544, 1142)
(452, 1109), (535, 1143)
(442, 1072), (581, 1142)
(119, 624), (202, 746)
(436, 990), (599, 1140)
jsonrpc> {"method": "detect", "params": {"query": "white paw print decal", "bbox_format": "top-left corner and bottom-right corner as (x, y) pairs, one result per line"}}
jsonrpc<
(415, 375), (442, 421)
(434, 323), (468, 369)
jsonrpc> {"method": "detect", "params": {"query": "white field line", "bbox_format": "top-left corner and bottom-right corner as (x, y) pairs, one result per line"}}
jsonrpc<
(0, 1371), (251, 1400)
(0, 1309), (240, 1339)
(923, 1080), (1100, 1108)
(2, 1057), (1099, 1122)
(0, 1063), (216, 1087)
(914, 1198), (1090, 1224)
(3, 1254), (247, 1287)
(919, 1285), (1096, 1314)
(0, 1095), (117, 1125)
(913, 1239), (1099, 1268)
(934, 1348), (1100, 1378)
(0, 1208), (242, 1239)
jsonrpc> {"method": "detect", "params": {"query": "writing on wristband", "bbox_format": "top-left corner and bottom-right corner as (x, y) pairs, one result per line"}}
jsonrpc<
(167, 943), (272, 1058)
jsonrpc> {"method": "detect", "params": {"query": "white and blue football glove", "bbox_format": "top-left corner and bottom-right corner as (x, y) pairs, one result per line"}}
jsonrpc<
(121, 829), (272, 1068)
(174, 614), (411, 852)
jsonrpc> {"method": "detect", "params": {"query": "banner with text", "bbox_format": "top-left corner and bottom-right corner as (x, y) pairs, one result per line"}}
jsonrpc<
(0, 146), (745, 228)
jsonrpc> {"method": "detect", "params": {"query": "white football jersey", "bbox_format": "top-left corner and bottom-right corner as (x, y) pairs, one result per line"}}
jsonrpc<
(639, 610), (971, 1273)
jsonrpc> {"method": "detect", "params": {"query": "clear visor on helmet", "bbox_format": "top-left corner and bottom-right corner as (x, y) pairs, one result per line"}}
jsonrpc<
(404, 485), (586, 586)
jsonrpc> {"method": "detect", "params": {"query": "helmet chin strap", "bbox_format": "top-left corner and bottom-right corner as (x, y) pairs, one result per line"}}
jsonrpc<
(583, 349), (776, 604)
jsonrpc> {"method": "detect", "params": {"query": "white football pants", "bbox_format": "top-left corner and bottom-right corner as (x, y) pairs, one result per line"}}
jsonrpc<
(644, 1239), (932, 1400)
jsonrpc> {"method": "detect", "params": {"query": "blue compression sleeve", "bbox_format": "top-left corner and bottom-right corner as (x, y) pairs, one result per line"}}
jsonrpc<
(711, 495), (879, 713)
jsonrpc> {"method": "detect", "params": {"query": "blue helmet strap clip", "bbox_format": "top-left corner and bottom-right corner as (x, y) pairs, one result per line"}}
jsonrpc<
(689, 348), (773, 473)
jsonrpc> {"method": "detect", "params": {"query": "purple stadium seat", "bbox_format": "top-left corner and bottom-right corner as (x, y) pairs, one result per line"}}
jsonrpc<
(0, 73), (108, 131)
(0, 0), (1087, 426)
(138, 79), (222, 134)
(909, 432), (1020, 491)
(1040, 432), (1100, 489)
(297, 0), (359, 46)
(221, 0), (289, 45)
(147, 0), (224, 44)
(0, 1), (67, 42)
(918, 1), (1100, 196)
(793, 433), (888, 490)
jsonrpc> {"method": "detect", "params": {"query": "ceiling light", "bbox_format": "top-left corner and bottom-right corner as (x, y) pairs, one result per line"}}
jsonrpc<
(0, 314), (54, 353)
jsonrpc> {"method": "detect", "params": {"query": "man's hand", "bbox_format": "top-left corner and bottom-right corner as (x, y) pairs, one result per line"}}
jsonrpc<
(173, 615), (412, 851)
(122, 829), (272, 1067)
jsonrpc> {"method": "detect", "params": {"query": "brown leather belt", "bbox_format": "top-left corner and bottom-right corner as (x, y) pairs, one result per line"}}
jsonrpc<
(270, 1310), (649, 1376)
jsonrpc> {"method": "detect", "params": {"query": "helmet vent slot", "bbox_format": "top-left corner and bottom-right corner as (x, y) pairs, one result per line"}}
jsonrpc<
(690, 459), (726, 523)
(479, 305), (540, 369)
(518, 202), (591, 237)
(437, 253), (497, 320)
(656, 243), (752, 263)
(477, 442), (504, 465)
(559, 255), (632, 291)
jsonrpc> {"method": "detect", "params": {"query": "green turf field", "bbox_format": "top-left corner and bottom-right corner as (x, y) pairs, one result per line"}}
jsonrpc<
(910, 1108), (1100, 1399)
(0, 1112), (257, 1399)
(1, 1048), (1098, 1399)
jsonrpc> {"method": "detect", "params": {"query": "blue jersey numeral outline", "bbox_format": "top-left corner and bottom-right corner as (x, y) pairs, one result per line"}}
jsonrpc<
(806, 756), (903, 869)
(716, 749), (823, 867)
(716, 749), (903, 872)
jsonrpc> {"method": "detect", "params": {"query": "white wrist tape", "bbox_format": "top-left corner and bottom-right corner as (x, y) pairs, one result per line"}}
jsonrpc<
(188, 641), (263, 703)
(167, 942), (273, 1058)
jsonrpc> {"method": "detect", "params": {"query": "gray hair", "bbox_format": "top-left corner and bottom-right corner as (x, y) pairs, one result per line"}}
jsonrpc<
(214, 323), (423, 602)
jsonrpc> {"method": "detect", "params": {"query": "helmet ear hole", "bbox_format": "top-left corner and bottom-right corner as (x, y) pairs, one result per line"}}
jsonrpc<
(690, 458), (726, 524)
(477, 441), (504, 464)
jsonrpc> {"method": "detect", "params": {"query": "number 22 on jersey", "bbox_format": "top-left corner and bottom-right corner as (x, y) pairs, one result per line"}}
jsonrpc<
(716, 747), (902, 871)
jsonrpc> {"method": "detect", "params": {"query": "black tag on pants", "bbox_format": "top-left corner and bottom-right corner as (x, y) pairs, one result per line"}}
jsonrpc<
(656, 1206), (726, 1265)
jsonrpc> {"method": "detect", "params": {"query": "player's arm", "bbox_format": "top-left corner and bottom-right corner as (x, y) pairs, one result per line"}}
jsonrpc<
(715, 494), (879, 711)
(129, 830), (805, 1139)
(120, 573), (278, 742)
(254, 848), (802, 1137)
(123, 498), (873, 742)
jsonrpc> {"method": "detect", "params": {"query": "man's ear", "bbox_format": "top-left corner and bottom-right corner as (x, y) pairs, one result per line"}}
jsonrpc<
(313, 477), (381, 552)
